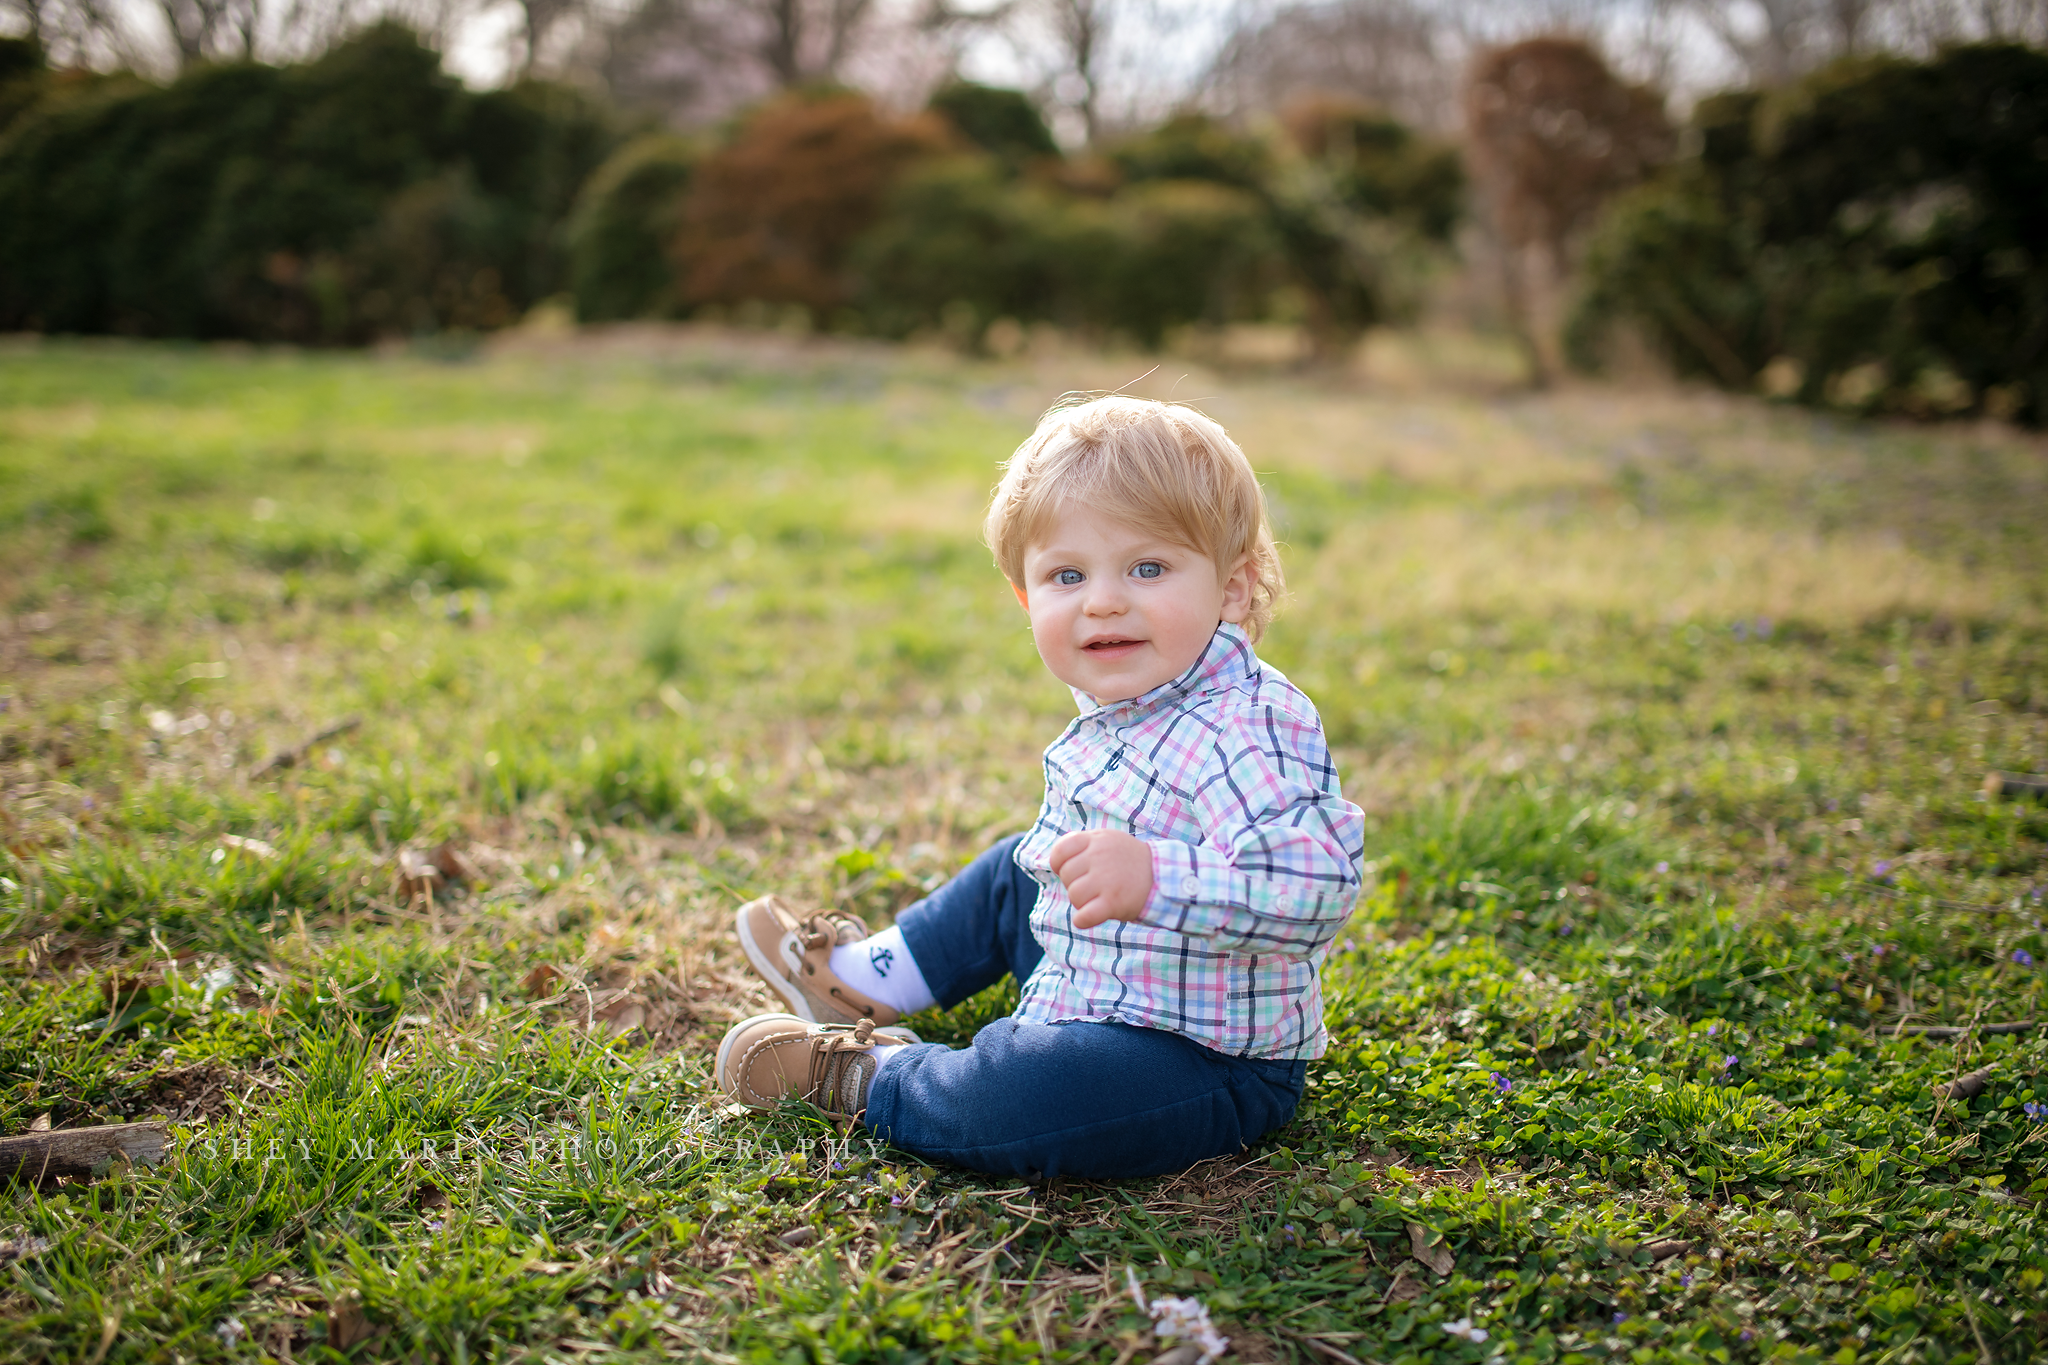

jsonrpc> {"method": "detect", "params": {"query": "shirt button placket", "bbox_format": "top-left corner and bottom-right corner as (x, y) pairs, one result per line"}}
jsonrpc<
(1180, 874), (1201, 898)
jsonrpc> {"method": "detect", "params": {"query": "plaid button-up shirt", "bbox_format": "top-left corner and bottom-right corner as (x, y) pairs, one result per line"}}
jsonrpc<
(1013, 623), (1366, 1059)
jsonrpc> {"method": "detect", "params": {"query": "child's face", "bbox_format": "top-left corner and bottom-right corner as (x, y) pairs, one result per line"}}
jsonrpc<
(1017, 503), (1254, 702)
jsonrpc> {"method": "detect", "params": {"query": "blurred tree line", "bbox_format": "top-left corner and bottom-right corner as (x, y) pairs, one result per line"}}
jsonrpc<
(0, 0), (2044, 423)
(0, 23), (1464, 351)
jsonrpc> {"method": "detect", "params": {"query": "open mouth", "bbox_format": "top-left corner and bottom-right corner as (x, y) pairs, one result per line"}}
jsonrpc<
(1083, 638), (1143, 653)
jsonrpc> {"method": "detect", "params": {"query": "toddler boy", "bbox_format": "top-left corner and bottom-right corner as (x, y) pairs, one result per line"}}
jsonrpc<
(713, 395), (1365, 1179)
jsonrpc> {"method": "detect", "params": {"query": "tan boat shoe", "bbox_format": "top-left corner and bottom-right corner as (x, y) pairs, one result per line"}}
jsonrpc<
(734, 894), (903, 1026)
(714, 1014), (920, 1119)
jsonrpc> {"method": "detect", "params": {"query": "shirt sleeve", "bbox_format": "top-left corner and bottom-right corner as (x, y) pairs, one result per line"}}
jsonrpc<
(1138, 701), (1365, 956)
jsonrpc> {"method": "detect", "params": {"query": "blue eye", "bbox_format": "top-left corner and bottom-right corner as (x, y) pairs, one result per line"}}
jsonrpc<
(1134, 561), (1164, 579)
(1055, 568), (1084, 586)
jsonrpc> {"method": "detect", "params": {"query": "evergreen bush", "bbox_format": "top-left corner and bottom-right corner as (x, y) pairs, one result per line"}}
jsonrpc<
(567, 134), (698, 321)
(926, 82), (1057, 167)
(1569, 43), (2048, 425)
(0, 24), (618, 341)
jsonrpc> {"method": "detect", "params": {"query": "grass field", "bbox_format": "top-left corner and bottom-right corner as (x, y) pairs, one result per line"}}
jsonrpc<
(2, 326), (2045, 1365)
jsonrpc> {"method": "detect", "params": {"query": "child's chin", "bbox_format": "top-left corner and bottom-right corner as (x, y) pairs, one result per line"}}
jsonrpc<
(1078, 666), (1172, 701)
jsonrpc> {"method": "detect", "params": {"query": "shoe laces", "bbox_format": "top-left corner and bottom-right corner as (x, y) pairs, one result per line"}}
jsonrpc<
(806, 1018), (881, 1114)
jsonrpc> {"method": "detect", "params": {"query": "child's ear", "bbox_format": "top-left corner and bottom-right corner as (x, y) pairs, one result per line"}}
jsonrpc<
(1218, 555), (1256, 624)
(1009, 580), (1030, 612)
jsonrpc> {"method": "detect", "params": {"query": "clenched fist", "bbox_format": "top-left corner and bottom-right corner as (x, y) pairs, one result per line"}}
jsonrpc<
(1047, 828), (1153, 929)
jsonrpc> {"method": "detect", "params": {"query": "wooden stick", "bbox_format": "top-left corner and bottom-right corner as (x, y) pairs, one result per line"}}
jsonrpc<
(1983, 771), (2048, 802)
(0, 1122), (168, 1182)
(1889, 1021), (2034, 1040)
(1933, 1067), (1995, 1102)
(250, 715), (361, 778)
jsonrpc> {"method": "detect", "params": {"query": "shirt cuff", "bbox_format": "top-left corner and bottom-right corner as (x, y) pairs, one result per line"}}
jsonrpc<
(1142, 839), (1210, 935)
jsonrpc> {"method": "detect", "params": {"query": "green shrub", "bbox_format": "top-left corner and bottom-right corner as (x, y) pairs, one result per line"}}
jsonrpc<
(925, 82), (1056, 167)
(850, 157), (1101, 342)
(1101, 179), (1279, 345)
(567, 133), (697, 321)
(1109, 113), (1271, 191)
(1569, 43), (2048, 425)
(0, 24), (618, 341)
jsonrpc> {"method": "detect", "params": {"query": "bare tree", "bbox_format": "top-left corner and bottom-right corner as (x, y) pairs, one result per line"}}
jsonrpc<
(1042, 0), (1106, 140)
(1202, 0), (1459, 131)
(157, 0), (261, 65)
(1464, 35), (1674, 383)
(585, 0), (908, 121)
(3, 0), (155, 68)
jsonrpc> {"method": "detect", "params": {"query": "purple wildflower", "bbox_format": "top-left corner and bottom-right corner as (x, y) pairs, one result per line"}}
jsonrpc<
(890, 1194), (904, 1207)
(1613, 1311), (1628, 1324)
(1873, 860), (1891, 878)
(1680, 1274), (1693, 1288)
(1740, 1329), (1754, 1343)
(1723, 1055), (1738, 1072)
(2023, 1102), (2044, 1121)
(1491, 1072), (1513, 1094)
(1655, 861), (1670, 874)
(2015, 949), (2035, 967)
(1707, 1023), (1719, 1036)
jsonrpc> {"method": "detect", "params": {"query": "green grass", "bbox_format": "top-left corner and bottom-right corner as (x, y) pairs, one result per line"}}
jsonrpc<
(1, 327), (2044, 1364)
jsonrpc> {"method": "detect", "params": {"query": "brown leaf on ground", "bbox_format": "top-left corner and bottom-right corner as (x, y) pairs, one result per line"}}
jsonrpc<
(1406, 1222), (1453, 1277)
(523, 964), (565, 998)
(430, 840), (478, 884)
(1647, 1238), (1693, 1261)
(1383, 1269), (1425, 1302)
(416, 1181), (449, 1211)
(778, 1226), (818, 1248)
(589, 994), (646, 1038)
(325, 1296), (374, 1350)
(27, 1114), (49, 1133)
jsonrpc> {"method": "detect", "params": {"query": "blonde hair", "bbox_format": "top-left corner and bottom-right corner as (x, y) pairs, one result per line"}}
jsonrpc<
(984, 394), (1285, 640)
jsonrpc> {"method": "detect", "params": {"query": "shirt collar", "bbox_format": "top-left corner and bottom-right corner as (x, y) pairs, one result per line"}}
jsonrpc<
(1070, 622), (1256, 722)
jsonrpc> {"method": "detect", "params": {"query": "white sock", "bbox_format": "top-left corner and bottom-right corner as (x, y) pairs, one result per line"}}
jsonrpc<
(828, 925), (936, 1016)
(870, 1042), (912, 1073)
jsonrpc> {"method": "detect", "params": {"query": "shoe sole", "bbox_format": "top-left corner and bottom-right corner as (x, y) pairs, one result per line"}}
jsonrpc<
(714, 1011), (926, 1099)
(735, 902), (820, 1022)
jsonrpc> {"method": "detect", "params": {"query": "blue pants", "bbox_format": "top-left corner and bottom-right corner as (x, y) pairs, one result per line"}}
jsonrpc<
(861, 835), (1307, 1180)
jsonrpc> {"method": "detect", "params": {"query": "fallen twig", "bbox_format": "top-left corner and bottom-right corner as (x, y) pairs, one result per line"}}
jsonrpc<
(1933, 1067), (1995, 1102)
(1982, 771), (2048, 802)
(1852, 881), (2035, 916)
(250, 715), (361, 778)
(1885, 1020), (2034, 1040)
(0, 1121), (168, 1182)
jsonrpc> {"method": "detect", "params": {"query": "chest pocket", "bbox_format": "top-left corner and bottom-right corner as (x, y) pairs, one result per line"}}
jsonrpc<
(1087, 746), (1198, 842)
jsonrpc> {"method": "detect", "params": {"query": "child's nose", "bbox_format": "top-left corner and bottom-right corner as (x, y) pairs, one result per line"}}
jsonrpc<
(1082, 579), (1128, 613)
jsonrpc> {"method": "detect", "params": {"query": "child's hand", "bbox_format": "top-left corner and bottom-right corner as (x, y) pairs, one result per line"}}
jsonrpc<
(1048, 829), (1153, 929)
